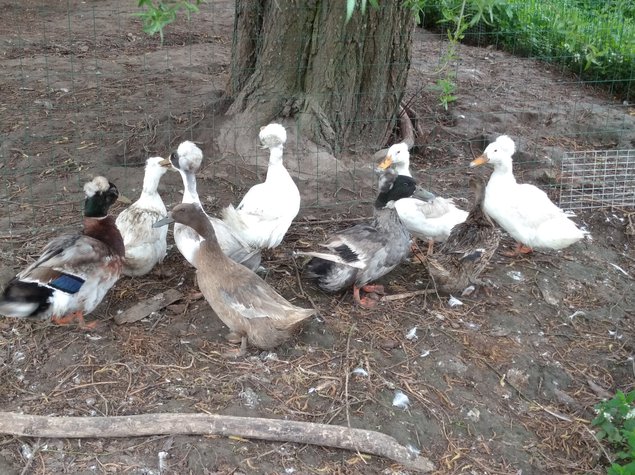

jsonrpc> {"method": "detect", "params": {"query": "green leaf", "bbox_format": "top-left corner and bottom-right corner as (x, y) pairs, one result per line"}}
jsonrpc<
(346, 0), (355, 22)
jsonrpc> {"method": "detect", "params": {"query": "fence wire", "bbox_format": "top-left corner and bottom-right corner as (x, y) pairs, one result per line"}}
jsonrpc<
(0, 0), (633, 254)
(559, 149), (635, 210)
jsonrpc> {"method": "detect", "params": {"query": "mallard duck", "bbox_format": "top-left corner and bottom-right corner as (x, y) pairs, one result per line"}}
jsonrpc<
(378, 142), (468, 252)
(222, 123), (300, 250)
(115, 156), (168, 276)
(154, 203), (314, 354)
(470, 135), (588, 256)
(0, 177), (124, 328)
(162, 141), (261, 271)
(426, 176), (502, 294)
(297, 169), (416, 308)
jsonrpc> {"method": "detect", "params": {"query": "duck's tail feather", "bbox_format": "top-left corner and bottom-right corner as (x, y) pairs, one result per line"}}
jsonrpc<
(0, 279), (52, 318)
(294, 251), (365, 269)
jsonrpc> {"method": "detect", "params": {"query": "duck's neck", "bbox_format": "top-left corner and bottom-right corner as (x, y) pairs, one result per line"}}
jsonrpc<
(198, 219), (224, 256)
(394, 159), (412, 177)
(179, 170), (200, 204)
(265, 146), (288, 181)
(140, 169), (162, 198)
(373, 202), (401, 231)
(83, 215), (125, 256)
(490, 158), (516, 182)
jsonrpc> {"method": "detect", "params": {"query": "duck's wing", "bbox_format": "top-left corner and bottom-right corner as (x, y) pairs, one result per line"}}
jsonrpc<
(324, 223), (388, 268)
(234, 182), (281, 221)
(17, 234), (111, 290)
(219, 276), (314, 324)
(210, 217), (261, 269)
(116, 205), (166, 245)
(512, 183), (573, 226)
(411, 197), (460, 218)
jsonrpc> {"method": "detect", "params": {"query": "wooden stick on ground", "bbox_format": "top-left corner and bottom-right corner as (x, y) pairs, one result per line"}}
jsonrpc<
(0, 412), (435, 473)
(382, 289), (437, 302)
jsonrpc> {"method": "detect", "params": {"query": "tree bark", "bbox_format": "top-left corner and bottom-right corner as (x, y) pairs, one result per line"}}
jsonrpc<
(0, 412), (435, 472)
(228, 1), (414, 151)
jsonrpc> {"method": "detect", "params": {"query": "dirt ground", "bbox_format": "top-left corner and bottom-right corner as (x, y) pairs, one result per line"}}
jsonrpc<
(1, 1), (634, 474)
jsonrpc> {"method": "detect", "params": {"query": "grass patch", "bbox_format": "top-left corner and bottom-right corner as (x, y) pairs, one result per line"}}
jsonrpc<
(419, 0), (635, 99)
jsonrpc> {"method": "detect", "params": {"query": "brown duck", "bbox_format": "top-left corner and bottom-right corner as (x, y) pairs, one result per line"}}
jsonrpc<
(426, 176), (501, 294)
(155, 203), (314, 354)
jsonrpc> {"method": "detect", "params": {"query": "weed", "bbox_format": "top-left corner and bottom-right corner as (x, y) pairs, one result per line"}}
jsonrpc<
(591, 389), (635, 474)
(134, 0), (204, 44)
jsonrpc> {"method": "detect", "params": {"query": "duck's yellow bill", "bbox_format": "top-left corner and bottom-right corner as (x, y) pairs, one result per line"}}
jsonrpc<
(377, 156), (393, 170)
(159, 158), (172, 168)
(470, 155), (488, 167)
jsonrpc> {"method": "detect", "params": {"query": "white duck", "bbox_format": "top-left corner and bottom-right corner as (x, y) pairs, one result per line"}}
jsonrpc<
(115, 157), (168, 276)
(222, 123), (300, 250)
(378, 142), (468, 252)
(163, 141), (261, 271)
(470, 135), (588, 256)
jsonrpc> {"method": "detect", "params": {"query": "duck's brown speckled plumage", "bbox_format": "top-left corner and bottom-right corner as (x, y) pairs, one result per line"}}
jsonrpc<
(159, 203), (314, 351)
(426, 176), (501, 294)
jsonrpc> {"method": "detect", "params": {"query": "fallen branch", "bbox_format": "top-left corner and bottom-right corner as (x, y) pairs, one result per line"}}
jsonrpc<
(0, 412), (434, 473)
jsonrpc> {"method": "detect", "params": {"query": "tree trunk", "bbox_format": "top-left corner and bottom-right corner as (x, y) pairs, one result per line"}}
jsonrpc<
(228, 1), (414, 152)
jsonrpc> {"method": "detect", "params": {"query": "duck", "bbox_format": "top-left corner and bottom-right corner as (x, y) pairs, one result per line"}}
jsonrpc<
(426, 176), (502, 294)
(470, 135), (588, 256)
(378, 142), (468, 253)
(297, 168), (416, 308)
(115, 156), (168, 276)
(0, 177), (124, 328)
(162, 140), (261, 271)
(222, 123), (301, 250)
(154, 203), (314, 355)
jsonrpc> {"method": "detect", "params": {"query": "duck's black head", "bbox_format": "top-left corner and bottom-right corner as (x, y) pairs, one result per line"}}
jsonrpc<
(83, 176), (119, 218)
(375, 174), (417, 209)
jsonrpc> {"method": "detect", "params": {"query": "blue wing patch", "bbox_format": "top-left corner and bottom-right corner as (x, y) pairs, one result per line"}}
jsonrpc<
(49, 274), (85, 294)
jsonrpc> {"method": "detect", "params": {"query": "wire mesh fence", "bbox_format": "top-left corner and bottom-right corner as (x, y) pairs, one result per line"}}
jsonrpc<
(558, 149), (635, 210)
(0, 0), (634, 252)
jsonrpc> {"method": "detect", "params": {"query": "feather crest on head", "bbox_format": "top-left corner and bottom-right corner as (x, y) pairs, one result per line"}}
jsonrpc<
(259, 123), (287, 148)
(84, 176), (111, 197)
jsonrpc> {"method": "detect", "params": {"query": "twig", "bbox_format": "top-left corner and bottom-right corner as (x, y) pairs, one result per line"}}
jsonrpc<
(382, 289), (436, 302)
(0, 412), (435, 472)
(344, 324), (356, 428)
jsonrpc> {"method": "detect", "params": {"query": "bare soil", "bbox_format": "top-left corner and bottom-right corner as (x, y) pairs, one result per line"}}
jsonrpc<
(1, 1), (634, 474)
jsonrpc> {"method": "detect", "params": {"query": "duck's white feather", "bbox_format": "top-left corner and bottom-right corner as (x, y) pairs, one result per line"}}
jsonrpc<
(115, 157), (168, 276)
(169, 141), (261, 271)
(222, 123), (300, 249)
(472, 135), (588, 250)
(395, 197), (469, 242)
(380, 143), (468, 242)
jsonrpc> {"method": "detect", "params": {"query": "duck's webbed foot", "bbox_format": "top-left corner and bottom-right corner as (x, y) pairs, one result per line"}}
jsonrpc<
(353, 285), (383, 308)
(222, 333), (249, 358)
(500, 242), (533, 257)
(51, 311), (98, 330)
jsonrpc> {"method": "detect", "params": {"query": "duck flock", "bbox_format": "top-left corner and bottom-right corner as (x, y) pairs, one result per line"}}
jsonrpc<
(0, 125), (589, 355)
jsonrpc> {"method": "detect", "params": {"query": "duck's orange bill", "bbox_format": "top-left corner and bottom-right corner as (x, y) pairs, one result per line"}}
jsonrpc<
(470, 155), (488, 167)
(378, 156), (393, 170)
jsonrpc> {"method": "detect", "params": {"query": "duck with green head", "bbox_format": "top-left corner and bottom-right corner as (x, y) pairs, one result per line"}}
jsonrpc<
(0, 176), (124, 328)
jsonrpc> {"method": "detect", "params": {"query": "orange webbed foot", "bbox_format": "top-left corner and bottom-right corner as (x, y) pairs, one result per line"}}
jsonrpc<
(500, 242), (533, 257)
(51, 311), (97, 330)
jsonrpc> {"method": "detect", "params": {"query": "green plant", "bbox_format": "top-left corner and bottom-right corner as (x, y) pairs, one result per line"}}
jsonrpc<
(345, 0), (379, 22)
(134, 0), (203, 44)
(591, 389), (635, 474)
(431, 76), (458, 110)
